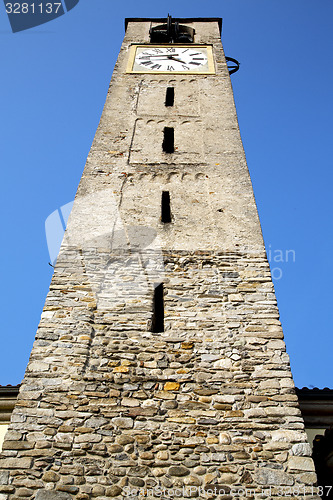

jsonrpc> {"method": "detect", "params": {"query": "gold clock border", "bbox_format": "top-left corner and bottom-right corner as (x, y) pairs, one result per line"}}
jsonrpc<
(126, 44), (216, 75)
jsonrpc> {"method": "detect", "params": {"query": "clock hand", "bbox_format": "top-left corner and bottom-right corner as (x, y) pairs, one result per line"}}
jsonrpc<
(139, 54), (180, 58)
(167, 56), (187, 64)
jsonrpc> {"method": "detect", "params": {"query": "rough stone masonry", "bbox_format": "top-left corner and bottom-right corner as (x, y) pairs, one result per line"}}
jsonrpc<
(0, 18), (320, 500)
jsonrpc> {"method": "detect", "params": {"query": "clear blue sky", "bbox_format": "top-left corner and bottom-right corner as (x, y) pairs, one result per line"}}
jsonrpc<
(0, 0), (332, 388)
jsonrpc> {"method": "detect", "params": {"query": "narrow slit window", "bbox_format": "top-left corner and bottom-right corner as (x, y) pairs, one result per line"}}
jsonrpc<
(165, 87), (174, 107)
(161, 191), (171, 223)
(151, 283), (164, 333)
(162, 127), (174, 153)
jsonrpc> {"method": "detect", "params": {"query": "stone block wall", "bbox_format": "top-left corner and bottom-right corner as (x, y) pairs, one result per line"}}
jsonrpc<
(0, 249), (319, 498)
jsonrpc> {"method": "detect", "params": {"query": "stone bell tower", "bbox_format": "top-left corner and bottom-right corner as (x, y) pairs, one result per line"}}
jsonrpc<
(0, 17), (319, 500)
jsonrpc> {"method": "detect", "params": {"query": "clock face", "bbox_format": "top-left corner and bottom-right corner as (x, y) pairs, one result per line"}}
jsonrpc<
(127, 45), (215, 74)
(136, 47), (207, 72)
